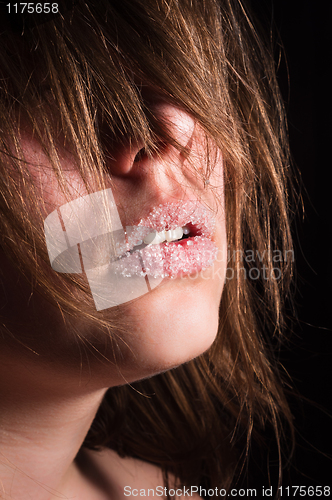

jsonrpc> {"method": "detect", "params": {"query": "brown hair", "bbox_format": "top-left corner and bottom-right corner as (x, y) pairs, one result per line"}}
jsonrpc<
(0, 0), (294, 492)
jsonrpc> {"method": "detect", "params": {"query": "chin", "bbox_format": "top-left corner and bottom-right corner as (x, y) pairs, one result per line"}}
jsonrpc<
(109, 270), (223, 384)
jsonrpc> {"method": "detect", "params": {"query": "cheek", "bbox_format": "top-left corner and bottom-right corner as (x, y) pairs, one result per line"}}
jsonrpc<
(19, 133), (91, 217)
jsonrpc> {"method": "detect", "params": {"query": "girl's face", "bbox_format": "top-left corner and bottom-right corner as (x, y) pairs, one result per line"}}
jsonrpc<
(1, 103), (227, 387)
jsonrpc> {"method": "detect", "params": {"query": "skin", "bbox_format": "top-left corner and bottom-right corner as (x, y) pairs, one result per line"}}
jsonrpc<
(0, 104), (227, 499)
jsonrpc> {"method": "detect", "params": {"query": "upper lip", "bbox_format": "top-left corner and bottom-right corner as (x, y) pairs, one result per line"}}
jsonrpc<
(138, 201), (215, 235)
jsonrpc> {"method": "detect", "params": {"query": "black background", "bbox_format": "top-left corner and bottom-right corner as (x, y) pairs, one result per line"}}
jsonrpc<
(250, 0), (332, 489)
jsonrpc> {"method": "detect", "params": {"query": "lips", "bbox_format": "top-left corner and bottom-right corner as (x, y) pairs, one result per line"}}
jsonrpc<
(138, 201), (216, 236)
(44, 191), (219, 310)
(114, 201), (218, 279)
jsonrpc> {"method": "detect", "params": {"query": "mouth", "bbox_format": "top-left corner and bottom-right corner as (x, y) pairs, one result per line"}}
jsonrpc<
(113, 201), (218, 279)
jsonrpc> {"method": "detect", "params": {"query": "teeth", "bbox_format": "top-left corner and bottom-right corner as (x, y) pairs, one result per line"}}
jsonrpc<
(143, 230), (164, 245)
(143, 226), (186, 245)
(165, 227), (183, 242)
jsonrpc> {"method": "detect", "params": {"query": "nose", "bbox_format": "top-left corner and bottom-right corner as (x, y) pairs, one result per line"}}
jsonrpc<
(106, 104), (196, 177)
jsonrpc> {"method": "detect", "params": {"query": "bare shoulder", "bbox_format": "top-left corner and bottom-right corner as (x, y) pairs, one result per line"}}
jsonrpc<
(78, 447), (203, 499)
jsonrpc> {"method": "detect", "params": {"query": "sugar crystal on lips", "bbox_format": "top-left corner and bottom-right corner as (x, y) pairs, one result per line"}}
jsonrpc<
(114, 236), (218, 279)
(113, 201), (219, 279)
(138, 201), (216, 237)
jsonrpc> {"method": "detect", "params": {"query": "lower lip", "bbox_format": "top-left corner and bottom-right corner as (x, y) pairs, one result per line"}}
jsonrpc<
(115, 236), (218, 279)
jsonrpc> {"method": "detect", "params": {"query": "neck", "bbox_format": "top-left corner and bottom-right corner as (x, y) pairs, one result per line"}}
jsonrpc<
(0, 351), (107, 500)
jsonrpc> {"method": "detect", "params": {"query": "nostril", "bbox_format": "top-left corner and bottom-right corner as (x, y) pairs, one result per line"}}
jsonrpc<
(134, 148), (147, 163)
